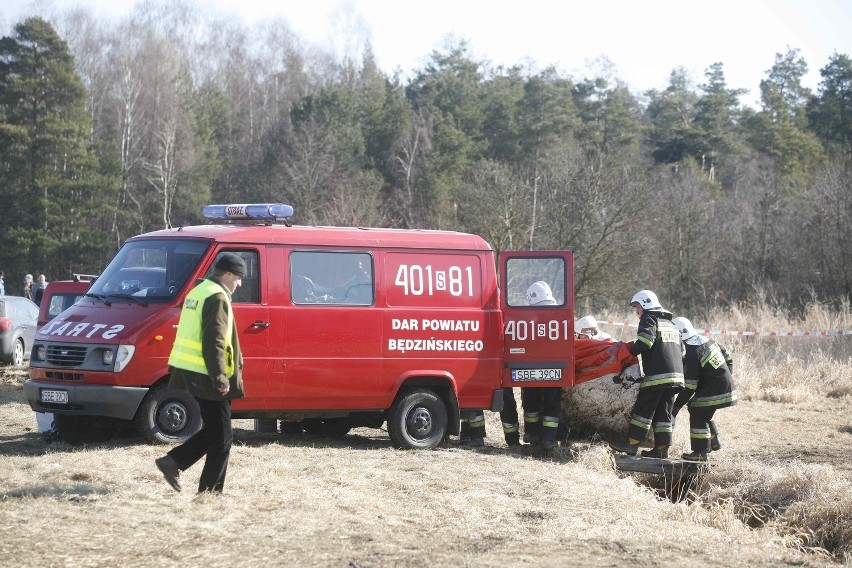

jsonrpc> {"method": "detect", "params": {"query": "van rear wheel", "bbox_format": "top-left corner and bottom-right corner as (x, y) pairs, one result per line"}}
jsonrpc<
(387, 388), (447, 449)
(134, 384), (201, 444)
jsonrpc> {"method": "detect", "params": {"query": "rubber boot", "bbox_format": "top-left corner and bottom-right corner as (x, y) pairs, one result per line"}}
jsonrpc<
(468, 434), (485, 447)
(608, 439), (640, 456)
(504, 432), (521, 447)
(459, 420), (471, 445)
(523, 411), (542, 445)
(541, 417), (558, 451)
(641, 446), (669, 459)
(681, 451), (709, 462)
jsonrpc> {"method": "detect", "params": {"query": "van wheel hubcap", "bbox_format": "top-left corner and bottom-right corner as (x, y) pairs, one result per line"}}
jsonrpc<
(407, 407), (432, 437)
(158, 402), (188, 434)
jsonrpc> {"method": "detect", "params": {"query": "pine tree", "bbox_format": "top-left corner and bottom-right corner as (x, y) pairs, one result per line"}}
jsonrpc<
(0, 17), (103, 280)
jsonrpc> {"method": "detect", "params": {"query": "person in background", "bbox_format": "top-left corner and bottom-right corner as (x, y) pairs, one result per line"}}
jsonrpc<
(672, 317), (737, 461)
(33, 274), (48, 306)
(0, 271), (5, 295)
(155, 253), (246, 495)
(574, 315), (612, 340)
(23, 274), (33, 300)
(519, 281), (563, 451)
(609, 290), (684, 459)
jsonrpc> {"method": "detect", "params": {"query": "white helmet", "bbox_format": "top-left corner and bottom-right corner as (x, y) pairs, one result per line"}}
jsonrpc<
(673, 316), (696, 339)
(526, 281), (555, 305)
(575, 315), (599, 332)
(630, 289), (662, 310)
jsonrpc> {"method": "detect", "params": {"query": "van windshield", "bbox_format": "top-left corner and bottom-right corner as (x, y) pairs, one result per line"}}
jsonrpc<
(88, 239), (209, 302)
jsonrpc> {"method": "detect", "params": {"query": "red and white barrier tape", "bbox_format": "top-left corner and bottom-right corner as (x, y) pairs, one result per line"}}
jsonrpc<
(599, 320), (852, 337)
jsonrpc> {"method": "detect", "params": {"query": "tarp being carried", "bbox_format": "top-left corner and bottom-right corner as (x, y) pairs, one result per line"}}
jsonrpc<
(574, 338), (637, 384)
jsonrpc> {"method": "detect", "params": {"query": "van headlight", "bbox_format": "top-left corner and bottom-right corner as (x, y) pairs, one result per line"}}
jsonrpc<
(113, 345), (135, 372)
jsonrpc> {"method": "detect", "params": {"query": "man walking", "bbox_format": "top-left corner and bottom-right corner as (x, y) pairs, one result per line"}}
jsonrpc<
(155, 253), (246, 495)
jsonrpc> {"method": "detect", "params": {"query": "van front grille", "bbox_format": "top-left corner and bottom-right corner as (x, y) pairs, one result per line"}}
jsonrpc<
(45, 345), (88, 367)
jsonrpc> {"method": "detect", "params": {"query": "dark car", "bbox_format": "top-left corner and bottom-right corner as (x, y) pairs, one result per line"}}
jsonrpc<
(0, 296), (39, 366)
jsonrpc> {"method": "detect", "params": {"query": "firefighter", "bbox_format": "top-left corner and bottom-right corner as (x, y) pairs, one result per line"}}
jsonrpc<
(520, 281), (563, 451)
(608, 290), (684, 459)
(575, 315), (612, 340)
(671, 317), (737, 461)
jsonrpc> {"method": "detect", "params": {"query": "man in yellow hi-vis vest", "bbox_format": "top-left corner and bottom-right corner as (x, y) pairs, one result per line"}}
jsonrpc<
(155, 253), (246, 495)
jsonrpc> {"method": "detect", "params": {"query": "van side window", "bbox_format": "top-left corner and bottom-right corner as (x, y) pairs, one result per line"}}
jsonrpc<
(290, 251), (373, 306)
(207, 250), (260, 304)
(505, 257), (566, 307)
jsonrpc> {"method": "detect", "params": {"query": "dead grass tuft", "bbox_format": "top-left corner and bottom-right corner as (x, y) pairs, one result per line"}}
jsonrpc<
(700, 456), (852, 558)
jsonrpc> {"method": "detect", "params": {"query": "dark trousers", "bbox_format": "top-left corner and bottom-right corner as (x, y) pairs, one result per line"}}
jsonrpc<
(169, 397), (233, 493)
(627, 387), (678, 447)
(688, 406), (717, 452)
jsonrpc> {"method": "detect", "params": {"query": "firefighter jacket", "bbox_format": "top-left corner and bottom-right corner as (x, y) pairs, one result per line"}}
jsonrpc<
(629, 309), (684, 390)
(676, 336), (737, 409)
(168, 277), (244, 401)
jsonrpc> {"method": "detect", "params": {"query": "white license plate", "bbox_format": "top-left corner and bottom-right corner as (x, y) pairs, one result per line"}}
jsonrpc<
(40, 389), (68, 404)
(511, 368), (563, 382)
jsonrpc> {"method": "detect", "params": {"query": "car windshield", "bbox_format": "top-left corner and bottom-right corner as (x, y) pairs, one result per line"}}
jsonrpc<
(88, 238), (209, 302)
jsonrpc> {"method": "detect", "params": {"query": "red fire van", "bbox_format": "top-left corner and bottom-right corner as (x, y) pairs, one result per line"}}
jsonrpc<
(25, 204), (575, 449)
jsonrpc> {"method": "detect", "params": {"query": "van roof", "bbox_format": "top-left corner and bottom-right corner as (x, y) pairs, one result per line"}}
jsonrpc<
(134, 224), (494, 251)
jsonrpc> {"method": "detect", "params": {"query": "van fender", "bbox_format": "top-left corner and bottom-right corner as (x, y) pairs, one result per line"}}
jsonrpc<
(391, 371), (460, 436)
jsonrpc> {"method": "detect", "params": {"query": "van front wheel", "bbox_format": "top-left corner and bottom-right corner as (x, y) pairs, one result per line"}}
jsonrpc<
(387, 389), (447, 449)
(135, 384), (201, 444)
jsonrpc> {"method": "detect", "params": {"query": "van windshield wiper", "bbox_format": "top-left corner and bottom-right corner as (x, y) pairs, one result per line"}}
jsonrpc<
(84, 292), (112, 306)
(107, 293), (149, 307)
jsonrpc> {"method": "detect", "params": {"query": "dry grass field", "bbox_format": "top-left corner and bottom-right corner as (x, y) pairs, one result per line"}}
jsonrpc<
(1, 302), (851, 567)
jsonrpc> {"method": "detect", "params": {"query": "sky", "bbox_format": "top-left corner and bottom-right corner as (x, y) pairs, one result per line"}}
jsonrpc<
(3, 0), (852, 107)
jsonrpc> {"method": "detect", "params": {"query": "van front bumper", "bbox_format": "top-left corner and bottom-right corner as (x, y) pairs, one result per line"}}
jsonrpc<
(23, 380), (148, 420)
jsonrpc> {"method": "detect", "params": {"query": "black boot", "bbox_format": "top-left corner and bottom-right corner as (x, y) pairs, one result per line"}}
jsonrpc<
(467, 435), (485, 447)
(608, 439), (640, 456)
(505, 432), (521, 447)
(681, 451), (709, 462)
(640, 446), (669, 459)
(458, 419), (471, 444)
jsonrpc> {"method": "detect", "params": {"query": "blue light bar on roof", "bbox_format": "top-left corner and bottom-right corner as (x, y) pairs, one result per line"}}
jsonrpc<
(203, 203), (294, 222)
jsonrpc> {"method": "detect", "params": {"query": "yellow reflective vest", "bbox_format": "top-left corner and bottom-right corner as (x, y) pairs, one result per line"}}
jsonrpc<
(168, 279), (235, 377)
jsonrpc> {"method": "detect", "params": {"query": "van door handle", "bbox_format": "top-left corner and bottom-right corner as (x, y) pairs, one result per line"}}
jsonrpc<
(252, 321), (271, 328)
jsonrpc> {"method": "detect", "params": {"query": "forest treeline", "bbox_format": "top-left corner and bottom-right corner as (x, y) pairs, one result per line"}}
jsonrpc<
(1, 3), (850, 314)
